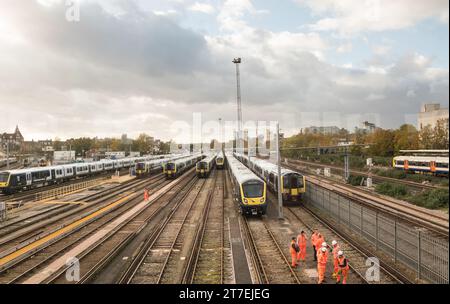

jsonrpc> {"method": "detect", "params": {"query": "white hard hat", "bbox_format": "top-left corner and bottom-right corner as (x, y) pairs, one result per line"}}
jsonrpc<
(338, 250), (344, 256)
(322, 242), (327, 247)
(332, 240), (337, 246)
(321, 247), (327, 252)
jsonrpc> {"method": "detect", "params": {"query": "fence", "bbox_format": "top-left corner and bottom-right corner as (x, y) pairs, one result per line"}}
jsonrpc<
(305, 182), (449, 284)
(0, 202), (5, 222)
(35, 178), (108, 201)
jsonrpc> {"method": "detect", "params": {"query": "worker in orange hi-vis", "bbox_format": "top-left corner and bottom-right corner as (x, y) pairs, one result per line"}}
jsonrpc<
(331, 240), (340, 278)
(311, 229), (318, 261)
(290, 237), (299, 268)
(317, 247), (328, 284)
(297, 231), (308, 263)
(336, 251), (349, 284)
(144, 188), (149, 202)
(315, 233), (325, 259)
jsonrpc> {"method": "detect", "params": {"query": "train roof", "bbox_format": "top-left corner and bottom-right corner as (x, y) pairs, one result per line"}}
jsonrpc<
(216, 151), (224, 158)
(226, 153), (264, 185)
(234, 153), (303, 177)
(393, 156), (449, 162)
(167, 154), (202, 165)
(199, 153), (217, 164)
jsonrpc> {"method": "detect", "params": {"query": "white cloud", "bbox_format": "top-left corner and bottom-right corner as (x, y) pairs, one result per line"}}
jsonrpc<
(372, 45), (391, 56)
(297, 0), (449, 35)
(189, 2), (215, 14)
(337, 42), (352, 53)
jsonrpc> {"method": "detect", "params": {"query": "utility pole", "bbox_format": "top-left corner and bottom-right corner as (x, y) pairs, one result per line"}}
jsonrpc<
(6, 142), (9, 170)
(233, 58), (243, 154)
(344, 146), (350, 182)
(276, 123), (283, 219)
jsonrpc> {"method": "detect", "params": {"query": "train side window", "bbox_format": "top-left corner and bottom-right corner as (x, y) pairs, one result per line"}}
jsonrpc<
(396, 161), (404, 166)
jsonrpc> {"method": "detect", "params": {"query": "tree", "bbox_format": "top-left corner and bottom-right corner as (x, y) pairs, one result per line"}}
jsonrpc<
(394, 124), (419, 153)
(132, 133), (154, 154)
(366, 129), (395, 157)
(434, 119), (449, 149)
(419, 125), (434, 149)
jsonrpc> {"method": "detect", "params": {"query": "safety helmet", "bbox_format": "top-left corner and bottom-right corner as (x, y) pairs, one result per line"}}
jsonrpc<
(321, 247), (327, 252)
(332, 240), (337, 246)
(322, 242), (327, 247)
(338, 250), (344, 256)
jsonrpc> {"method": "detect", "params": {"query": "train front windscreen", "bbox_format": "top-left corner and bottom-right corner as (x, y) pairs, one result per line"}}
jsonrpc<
(136, 163), (146, 170)
(0, 172), (9, 183)
(284, 174), (303, 188)
(166, 163), (176, 171)
(242, 181), (264, 198)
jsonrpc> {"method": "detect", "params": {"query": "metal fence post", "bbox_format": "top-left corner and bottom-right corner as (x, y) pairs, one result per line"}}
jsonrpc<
(360, 205), (363, 236)
(394, 219), (397, 263)
(338, 196), (341, 226)
(417, 230), (422, 281)
(375, 211), (379, 251)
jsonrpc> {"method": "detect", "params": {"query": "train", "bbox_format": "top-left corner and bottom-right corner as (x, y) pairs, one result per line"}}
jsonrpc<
(135, 154), (189, 178)
(196, 153), (217, 178)
(0, 155), (163, 194)
(234, 153), (306, 202)
(393, 156), (449, 176)
(165, 154), (204, 179)
(226, 152), (267, 216)
(0, 158), (17, 168)
(216, 151), (225, 169)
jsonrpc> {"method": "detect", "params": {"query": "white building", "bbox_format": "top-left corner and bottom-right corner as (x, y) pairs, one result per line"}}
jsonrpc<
(418, 103), (449, 131)
(303, 126), (341, 135)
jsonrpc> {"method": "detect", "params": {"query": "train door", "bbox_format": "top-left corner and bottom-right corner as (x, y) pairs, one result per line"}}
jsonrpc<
(26, 172), (32, 186)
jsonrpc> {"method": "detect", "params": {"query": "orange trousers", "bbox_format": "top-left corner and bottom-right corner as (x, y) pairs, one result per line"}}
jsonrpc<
(337, 269), (348, 284)
(290, 251), (297, 267)
(317, 263), (326, 284)
(333, 258), (339, 274)
(297, 246), (306, 261)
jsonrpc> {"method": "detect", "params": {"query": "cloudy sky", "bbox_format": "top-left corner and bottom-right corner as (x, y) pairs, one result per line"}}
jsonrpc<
(0, 0), (448, 142)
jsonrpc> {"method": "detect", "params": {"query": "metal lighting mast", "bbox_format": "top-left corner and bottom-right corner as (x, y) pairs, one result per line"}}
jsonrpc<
(233, 58), (243, 153)
(276, 123), (283, 219)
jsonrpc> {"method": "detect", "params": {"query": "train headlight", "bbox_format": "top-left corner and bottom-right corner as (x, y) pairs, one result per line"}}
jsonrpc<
(244, 198), (248, 204)
(260, 198), (265, 203)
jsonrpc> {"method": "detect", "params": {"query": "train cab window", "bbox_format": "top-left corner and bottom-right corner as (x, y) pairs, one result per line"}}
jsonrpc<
(166, 163), (175, 170)
(242, 181), (264, 198)
(0, 173), (9, 183)
(396, 161), (404, 166)
(437, 163), (449, 168)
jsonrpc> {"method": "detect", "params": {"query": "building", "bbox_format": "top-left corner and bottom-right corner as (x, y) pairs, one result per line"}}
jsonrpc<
(0, 125), (24, 148)
(303, 126), (341, 135)
(418, 103), (449, 131)
(354, 121), (377, 134)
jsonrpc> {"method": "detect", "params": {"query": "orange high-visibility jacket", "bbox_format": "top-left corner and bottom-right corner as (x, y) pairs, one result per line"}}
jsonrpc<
(318, 250), (328, 266)
(338, 256), (349, 270)
(297, 234), (307, 247)
(311, 232), (317, 246)
(332, 245), (340, 259)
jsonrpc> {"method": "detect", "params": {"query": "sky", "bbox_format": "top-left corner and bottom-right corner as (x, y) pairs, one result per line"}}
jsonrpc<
(0, 0), (448, 142)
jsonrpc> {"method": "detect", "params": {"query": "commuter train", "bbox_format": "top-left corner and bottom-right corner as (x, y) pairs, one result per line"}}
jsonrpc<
(393, 156), (449, 176)
(226, 153), (267, 216)
(196, 154), (217, 178)
(234, 153), (306, 202)
(135, 154), (189, 178)
(216, 151), (225, 169)
(0, 155), (161, 194)
(165, 154), (204, 179)
(0, 158), (17, 168)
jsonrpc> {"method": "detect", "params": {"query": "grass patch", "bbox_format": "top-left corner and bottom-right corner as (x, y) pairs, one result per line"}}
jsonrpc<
(375, 182), (449, 210)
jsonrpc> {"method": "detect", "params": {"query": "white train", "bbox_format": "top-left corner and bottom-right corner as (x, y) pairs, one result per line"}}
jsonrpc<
(0, 155), (165, 194)
(226, 152), (267, 216)
(393, 156), (449, 176)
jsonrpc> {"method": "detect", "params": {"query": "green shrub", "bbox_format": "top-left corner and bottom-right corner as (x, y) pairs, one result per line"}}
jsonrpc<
(348, 175), (364, 186)
(407, 189), (449, 209)
(375, 182), (408, 198)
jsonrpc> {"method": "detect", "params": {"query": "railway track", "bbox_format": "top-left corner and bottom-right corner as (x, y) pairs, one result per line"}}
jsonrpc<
(0, 175), (165, 254)
(183, 170), (223, 284)
(242, 217), (302, 284)
(0, 176), (146, 240)
(43, 171), (199, 284)
(283, 162), (448, 236)
(119, 174), (211, 284)
(285, 206), (403, 284)
(0, 176), (167, 282)
(286, 158), (447, 190)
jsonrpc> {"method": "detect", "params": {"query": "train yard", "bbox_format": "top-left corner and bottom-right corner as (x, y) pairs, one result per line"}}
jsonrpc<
(0, 152), (448, 285)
